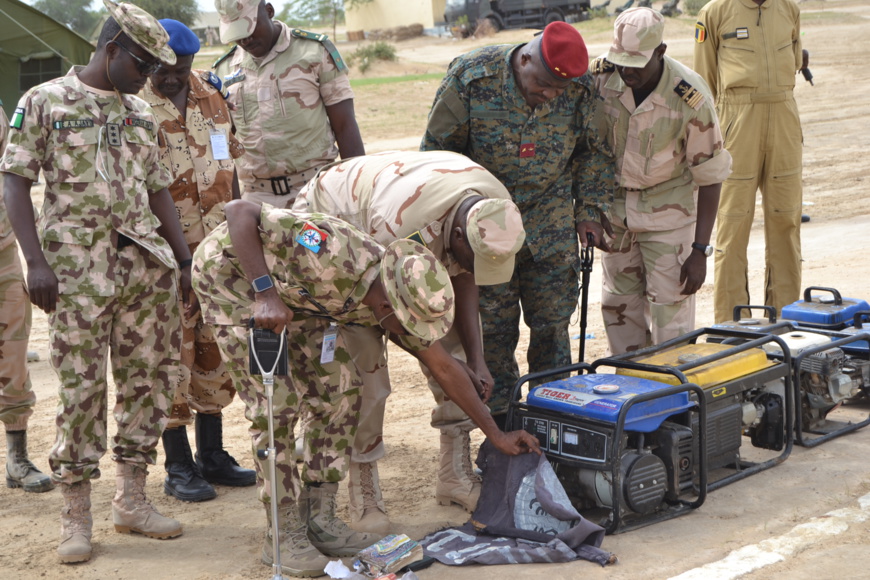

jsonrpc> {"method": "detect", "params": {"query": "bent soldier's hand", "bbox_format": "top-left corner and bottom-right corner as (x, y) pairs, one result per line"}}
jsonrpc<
(491, 429), (542, 455)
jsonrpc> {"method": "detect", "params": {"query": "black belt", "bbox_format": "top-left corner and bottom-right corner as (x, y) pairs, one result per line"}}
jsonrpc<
(270, 176), (295, 196)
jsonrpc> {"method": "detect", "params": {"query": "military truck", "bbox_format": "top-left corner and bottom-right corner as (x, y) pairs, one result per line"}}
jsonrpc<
(444, 0), (592, 32)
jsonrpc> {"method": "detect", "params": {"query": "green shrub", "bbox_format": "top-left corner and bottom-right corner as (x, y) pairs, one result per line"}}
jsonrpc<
(684, 0), (712, 16)
(348, 41), (397, 73)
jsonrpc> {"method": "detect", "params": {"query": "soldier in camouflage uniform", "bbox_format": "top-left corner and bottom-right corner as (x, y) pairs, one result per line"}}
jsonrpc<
(592, 8), (732, 354)
(193, 199), (537, 577)
(293, 150), (527, 530)
(141, 18), (255, 503)
(421, 22), (615, 424)
(1, 1), (192, 563)
(213, 0), (364, 207)
(0, 105), (54, 494)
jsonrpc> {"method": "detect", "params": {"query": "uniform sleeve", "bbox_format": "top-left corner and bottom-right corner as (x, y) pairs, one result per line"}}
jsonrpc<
(0, 92), (48, 182)
(319, 46), (354, 107)
(142, 109), (173, 193)
(420, 63), (470, 154)
(792, 5), (802, 71)
(686, 102), (732, 186)
(693, 5), (720, 101)
(572, 82), (615, 222)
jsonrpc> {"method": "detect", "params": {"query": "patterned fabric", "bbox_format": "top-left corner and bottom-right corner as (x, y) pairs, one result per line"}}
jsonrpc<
(215, 0), (258, 44)
(0, 242), (35, 431)
(214, 21), (353, 191)
(142, 70), (244, 248)
(1, 67), (175, 296)
(103, 0), (175, 65)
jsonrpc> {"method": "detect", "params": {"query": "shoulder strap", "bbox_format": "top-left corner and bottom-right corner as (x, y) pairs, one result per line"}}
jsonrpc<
(290, 28), (348, 72)
(589, 57), (616, 75)
(212, 45), (237, 69)
(674, 79), (705, 110)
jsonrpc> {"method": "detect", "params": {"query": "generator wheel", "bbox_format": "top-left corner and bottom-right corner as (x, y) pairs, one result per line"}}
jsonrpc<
(545, 9), (565, 24)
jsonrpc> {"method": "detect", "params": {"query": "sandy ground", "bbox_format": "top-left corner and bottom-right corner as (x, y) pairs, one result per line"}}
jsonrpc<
(3, 1), (870, 578)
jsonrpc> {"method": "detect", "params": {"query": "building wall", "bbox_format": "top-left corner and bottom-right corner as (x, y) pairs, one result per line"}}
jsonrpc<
(346, 0), (447, 31)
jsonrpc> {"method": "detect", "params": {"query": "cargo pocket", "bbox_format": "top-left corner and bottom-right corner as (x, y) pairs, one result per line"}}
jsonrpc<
(41, 223), (96, 295)
(50, 126), (99, 183)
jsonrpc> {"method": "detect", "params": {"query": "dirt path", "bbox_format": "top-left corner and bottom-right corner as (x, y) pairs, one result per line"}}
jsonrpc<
(2, 1), (870, 578)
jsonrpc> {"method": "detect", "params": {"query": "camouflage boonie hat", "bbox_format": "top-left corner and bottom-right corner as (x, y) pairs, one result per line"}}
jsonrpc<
(215, 0), (259, 44)
(607, 7), (664, 68)
(466, 199), (525, 286)
(103, 0), (176, 66)
(381, 240), (455, 342)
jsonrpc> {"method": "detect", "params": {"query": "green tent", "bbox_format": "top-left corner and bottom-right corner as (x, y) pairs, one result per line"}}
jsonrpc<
(0, 0), (94, 118)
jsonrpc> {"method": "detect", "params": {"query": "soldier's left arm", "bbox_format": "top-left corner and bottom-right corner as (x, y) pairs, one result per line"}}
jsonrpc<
(680, 182), (721, 296)
(572, 78), (616, 250)
(150, 187), (194, 304)
(325, 99), (365, 159)
(449, 272), (492, 402)
(317, 42), (365, 159)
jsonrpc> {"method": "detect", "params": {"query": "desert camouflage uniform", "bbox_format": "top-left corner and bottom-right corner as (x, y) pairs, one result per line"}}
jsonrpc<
(593, 55), (732, 354)
(694, 0), (804, 322)
(142, 70), (245, 428)
(0, 68), (181, 484)
(192, 205), (433, 506)
(294, 150), (512, 461)
(421, 45), (614, 414)
(0, 107), (36, 432)
(214, 21), (354, 208)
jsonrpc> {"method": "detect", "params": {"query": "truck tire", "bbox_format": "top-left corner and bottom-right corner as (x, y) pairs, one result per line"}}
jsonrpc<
(486, 15), (503, 32)
(545, 9), (565, 24)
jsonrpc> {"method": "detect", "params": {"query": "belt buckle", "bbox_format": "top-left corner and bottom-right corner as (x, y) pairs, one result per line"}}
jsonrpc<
(270, 176), (291, 196)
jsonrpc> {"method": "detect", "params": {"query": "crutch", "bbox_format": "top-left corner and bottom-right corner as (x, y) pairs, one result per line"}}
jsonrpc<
(578, 232), (595, 364)
(250, 325), (288, 580)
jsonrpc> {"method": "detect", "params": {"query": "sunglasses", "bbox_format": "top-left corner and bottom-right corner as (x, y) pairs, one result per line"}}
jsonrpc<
(112, 41), (161, 76)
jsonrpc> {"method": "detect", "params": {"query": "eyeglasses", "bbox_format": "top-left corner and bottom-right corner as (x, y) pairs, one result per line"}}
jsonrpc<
(112, 41), (161, 76)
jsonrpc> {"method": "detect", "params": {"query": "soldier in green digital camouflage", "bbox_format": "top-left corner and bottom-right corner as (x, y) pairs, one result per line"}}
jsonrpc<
(421, 21), (615, 425)
(591, 8), (732, 354)
(1, 0), (192, 564)
(192, 200), (539, 577)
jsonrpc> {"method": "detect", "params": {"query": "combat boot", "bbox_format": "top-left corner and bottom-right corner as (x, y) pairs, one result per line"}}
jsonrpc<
(112, 461), (183, 539)
(5, 430), (54, 492)
(195, 412), (257, 487)
(347, 461), (390, 535)
(58, 480), (92, 563)
(435, 422), (481, 512)
(262, 503), (330, 578)
(300, 483), (382, 556)
(161, 426), (216, 502)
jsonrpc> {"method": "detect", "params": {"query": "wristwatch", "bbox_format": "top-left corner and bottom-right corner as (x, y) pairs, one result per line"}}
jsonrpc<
(252, 275), (274, 293)
(691, 242), (714, 257)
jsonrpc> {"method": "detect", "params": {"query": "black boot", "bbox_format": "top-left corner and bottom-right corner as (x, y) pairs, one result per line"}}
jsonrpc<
(162, 426), (217, 502)
(195, 413), (256, 487)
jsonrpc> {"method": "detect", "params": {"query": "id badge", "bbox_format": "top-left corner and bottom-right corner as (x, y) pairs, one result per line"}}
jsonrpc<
(209, 128), (230, 160)
(320, 323), (338, 365)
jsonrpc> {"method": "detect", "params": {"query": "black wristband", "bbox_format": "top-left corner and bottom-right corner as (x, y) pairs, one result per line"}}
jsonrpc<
(178, 258), (193, 269)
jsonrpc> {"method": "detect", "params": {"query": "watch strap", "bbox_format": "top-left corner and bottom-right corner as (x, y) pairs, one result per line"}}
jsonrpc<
(691, 242), (713, 257)
(252, 274), (274, 293)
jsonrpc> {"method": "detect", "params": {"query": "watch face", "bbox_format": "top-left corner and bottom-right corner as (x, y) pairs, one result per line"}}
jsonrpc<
(253, 275), (273, 292)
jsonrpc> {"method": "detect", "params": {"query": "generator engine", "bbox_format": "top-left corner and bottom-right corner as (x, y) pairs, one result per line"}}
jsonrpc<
(798, 348), (869, 429)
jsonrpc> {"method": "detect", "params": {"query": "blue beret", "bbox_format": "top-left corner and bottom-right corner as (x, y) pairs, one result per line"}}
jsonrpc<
(158, 19), (201, 57)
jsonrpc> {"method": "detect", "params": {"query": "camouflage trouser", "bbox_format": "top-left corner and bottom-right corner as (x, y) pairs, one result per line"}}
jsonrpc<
(479, 245), (580, 416)
(167, 305), (236, 429)
(345, 322), (474, 464)
(48, 244), (180, 485)
(601, 221), (696, 355)
(0, 241), (35, 432)
(213, 317), (362, 507)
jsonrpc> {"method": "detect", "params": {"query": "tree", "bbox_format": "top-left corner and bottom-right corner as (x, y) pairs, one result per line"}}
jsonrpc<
(128, 0), (199, 28)
(33, 0), (100, 37)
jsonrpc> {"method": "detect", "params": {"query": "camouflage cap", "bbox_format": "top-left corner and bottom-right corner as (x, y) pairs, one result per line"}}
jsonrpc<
(215, 0), (259, 44)
(103, 0), (176, 66)
(466, 198), (525, 286)
(607, 7), (665, 68)
(381, 239), (455, 342)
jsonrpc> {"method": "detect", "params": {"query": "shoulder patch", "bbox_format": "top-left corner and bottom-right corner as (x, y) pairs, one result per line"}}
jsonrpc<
(212, 45), (237, 70)
(202, 71), (230, 99)
(674, 79), (705, 110)
(406, 231), (427, 247)
(291, 28), (347, 72)
(10, 107), (25, 130)
(589, 57), (616, 75)
(695, 22), (706, 43)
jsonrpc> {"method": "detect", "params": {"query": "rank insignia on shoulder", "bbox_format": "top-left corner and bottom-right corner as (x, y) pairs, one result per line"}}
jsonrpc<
(52, 119), (95, 130)
(203, 71), (230, 99)
(674, 80), (704, 109)
(589, 58), (615, 75)
(223, 70), (246, 89)
(519, 143), (536, 158)
(291, 28), (327, 42)
(291, 28), (347, 73)
(406, 231), (426, 247)
(296, 223), (329, 253)
(212, 45), (237, 69)
(695, 22), (706, 43)
(10, 107), (25, 130)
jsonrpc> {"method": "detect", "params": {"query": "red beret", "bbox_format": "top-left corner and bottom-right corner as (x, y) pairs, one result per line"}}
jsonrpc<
(540, 21), (589, 79)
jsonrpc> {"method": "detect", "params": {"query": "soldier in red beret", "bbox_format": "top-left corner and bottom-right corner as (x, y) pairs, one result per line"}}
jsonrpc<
(420, 21), (615, 513)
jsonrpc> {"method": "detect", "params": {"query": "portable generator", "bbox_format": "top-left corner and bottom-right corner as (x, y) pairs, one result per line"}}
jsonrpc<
(507, 361), (707, 534)
(707, 305), (796, 343)
(781, 287), (870, 331)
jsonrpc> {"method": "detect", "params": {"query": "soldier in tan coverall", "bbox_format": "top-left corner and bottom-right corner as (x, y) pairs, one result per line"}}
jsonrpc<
(142, 18), (255, 503)
(293, 150), (527, 531)
(0, 105), (54, 494)
(213, 0), (364, 207)
(592, 8), (732, 354)
(694, 0), (808, 322)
